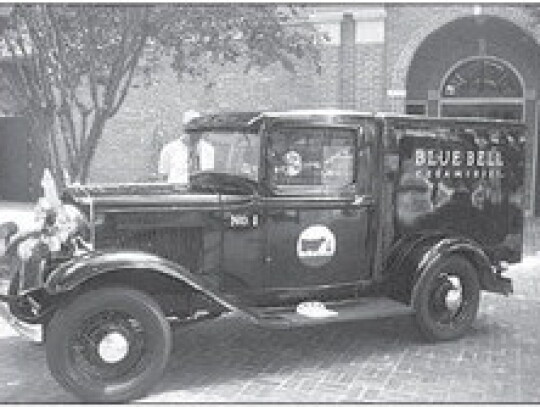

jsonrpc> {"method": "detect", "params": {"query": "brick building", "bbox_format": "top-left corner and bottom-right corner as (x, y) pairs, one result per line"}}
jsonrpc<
(3, 4), (540, 221)
(87, 5), (540, 216)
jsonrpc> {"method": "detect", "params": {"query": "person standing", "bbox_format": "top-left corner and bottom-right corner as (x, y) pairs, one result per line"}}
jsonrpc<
(158, 110), (201, 183)
(195, 134), (215, 172)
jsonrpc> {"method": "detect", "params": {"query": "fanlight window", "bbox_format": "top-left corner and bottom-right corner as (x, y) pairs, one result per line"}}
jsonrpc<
(442, 59), (523, 98)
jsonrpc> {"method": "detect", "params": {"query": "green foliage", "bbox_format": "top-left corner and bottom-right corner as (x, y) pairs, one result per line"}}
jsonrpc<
(152, 5), (323, 78)
(0, 4), (322, 183)
(2, 4), (151, 183)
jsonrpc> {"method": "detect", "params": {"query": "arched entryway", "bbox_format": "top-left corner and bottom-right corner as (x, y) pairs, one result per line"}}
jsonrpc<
(439, 56), (524, 121)
(405, 15), (540, 214)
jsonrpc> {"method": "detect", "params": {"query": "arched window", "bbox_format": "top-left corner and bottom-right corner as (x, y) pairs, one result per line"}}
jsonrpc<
(439, 57), (524, 121)
(442, 58), (523, 98)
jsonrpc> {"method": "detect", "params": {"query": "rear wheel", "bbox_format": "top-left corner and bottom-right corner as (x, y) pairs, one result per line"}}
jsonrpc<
(412, 255), (480, 341)
(45, 286), (171, 402)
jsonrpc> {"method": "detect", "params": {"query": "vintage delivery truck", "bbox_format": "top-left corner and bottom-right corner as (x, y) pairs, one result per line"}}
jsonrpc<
(0, 111), (525, 401)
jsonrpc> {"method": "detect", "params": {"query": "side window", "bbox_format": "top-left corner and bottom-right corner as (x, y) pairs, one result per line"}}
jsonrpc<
(188, 131), (260, 181)
(266, 127), (355, 192)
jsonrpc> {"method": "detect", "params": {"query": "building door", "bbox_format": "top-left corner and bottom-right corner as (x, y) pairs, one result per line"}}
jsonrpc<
(0, 117), (31, 201)
(437, 57), (537, 212)
(404, 16), (540, 215)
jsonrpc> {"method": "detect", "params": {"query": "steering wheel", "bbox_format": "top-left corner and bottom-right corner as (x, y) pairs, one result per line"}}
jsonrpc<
(190, 171), (273, 196)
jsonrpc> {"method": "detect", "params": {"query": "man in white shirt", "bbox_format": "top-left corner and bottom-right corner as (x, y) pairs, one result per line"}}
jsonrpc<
(158, 136), (189, 183)
(158, 110), (200, 183)
(195, 136), (215, 172)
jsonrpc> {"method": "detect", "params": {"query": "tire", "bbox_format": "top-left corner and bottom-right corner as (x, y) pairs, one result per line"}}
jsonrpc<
(45, 286), (172, 402)
(412, 255), (480, 341)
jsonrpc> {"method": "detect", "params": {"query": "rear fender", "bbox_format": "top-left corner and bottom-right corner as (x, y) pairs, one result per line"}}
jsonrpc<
(415, 237), (492, 285)
(386, 234), (500, 303)
(415, 237), (512, 295)
(43, 250), (245, 314)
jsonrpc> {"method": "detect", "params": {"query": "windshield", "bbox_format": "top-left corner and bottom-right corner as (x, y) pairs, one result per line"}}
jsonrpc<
(188, 130), (260, 181)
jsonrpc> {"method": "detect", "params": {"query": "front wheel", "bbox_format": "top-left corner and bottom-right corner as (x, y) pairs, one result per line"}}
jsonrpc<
(45, 286), (172, 402)
(412, 255), (480, 341)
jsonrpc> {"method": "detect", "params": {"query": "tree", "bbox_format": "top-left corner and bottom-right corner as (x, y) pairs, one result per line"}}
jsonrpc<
(0, 4), (322, 184)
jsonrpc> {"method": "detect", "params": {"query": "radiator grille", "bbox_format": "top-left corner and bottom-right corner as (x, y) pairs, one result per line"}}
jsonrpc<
(96, 227), (203, 271)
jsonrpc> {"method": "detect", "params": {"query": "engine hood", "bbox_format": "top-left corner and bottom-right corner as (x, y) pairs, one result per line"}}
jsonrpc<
(63, 172), (271, 208)
(63, 178), (256, 210)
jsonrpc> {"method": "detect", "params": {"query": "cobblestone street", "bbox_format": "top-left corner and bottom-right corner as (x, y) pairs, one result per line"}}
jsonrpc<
(0, 258), (540, 403)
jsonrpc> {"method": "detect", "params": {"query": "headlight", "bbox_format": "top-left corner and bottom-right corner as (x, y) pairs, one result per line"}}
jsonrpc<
(37, 204), (88, 252)
(55, 204), (88, 240)
(34, 197), (55, 226)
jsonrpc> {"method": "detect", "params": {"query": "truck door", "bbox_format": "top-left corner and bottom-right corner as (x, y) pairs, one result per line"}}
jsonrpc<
(261, 124), (375, 292)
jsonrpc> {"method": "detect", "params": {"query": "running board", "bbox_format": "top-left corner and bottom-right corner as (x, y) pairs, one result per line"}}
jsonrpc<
(248, 297), (413, 329)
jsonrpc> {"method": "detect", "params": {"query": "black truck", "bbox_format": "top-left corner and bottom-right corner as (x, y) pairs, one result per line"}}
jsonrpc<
(0, 111), (525, 402)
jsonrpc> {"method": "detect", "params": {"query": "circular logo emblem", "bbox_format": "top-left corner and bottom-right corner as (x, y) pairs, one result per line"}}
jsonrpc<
(297, 225), (336, 267)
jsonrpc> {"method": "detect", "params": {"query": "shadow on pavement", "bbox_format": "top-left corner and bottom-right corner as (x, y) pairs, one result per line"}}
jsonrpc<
(0, 335), (76, 403)
(153, 314), (422, 393)
(0, 297), (531, 403)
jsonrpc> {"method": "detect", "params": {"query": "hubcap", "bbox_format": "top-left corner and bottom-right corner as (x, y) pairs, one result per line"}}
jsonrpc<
(428, 273), (467, 325)
(97, 331), (130, 364)
(70, 310), (146, 381)
(444, 276), (463, 312)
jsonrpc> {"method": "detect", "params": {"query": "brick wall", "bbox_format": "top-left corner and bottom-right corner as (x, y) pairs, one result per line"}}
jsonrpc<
(355, 44), (384, 112)
(385, 5), (540, 101)
(90, 8), (391, 183)
(89, 5), (540, 185)
(89, 47), (342, 183)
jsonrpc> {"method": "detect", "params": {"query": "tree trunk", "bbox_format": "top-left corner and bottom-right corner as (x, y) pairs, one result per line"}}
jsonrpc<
(27, 110), (67, 189)
(76, 117), (106, 183)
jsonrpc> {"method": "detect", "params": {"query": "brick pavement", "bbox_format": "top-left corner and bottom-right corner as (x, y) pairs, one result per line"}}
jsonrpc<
(0, 257), (540, 403)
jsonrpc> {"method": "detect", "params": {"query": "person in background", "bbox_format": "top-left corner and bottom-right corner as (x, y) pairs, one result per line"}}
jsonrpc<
(193, 134), (215, 173)
(158, 110), (201, 183)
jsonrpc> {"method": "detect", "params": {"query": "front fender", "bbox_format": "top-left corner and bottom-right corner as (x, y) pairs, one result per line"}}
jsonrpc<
(43, 250), (244, 313)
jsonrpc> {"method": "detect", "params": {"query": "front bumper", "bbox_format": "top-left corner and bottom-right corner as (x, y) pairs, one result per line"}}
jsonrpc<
(0, 302), (43, 343)
(0, 280), (43, 343)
